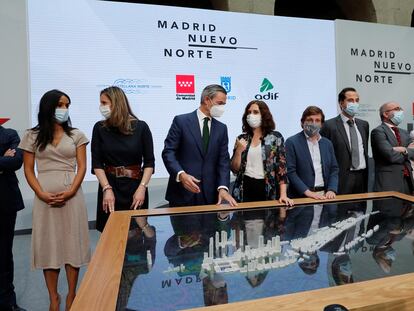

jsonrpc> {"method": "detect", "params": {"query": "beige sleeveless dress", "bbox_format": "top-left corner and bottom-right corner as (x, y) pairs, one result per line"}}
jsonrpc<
(19, 129), (91, 270)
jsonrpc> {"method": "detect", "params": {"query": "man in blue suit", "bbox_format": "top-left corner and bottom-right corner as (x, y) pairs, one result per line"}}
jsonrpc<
(285, 106), (339, 199)
(162, 84), (237, 208)
(0, 121), (26, 311)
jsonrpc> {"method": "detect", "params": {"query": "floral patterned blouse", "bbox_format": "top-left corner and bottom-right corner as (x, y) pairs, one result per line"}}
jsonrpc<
(231, 131), (288, 202)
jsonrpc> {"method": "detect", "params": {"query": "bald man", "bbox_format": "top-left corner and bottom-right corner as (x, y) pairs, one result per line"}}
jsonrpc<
(371, 102), (414, 194)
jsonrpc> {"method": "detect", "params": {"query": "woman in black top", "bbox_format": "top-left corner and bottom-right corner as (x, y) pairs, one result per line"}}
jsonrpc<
(91, 86), (155, 232)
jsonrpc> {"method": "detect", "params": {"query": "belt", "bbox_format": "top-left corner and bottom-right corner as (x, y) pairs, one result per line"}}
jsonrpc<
(310, 186), (325, 192)
(105, 165), (142, 179)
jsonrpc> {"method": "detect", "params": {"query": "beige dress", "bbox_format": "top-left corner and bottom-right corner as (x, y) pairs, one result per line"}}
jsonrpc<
(19, 129), (91, 270)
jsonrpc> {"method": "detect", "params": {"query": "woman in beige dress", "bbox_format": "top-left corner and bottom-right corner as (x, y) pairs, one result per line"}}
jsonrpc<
(19, 90), (90, 311)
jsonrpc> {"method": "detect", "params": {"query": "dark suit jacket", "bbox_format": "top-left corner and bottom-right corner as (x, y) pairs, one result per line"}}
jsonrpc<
(285, 131), (339, 198)
(371, 122), (414, 193)
(162, 110), (230, 206)
(320, 115), (369, 194)
(0, 126), (24, 213)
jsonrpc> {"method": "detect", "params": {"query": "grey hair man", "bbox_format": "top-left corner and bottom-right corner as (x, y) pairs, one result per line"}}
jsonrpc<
(371, 101), (414, 194)
(162, 84), (237, 208)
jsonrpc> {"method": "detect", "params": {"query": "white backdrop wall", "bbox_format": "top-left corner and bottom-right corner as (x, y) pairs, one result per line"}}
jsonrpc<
(335, 19), (414, 148)
(27, 0), (337, 180)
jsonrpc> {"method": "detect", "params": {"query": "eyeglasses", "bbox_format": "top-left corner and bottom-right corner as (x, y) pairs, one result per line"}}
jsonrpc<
(385, 107), (403, 112)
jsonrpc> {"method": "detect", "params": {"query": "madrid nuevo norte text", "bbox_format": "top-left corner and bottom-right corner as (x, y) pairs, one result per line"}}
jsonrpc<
(355, 73), (393, 84)
(188, 34), (237, 45)
(164, 48), (213, 59)
(158, 20), (216, 32)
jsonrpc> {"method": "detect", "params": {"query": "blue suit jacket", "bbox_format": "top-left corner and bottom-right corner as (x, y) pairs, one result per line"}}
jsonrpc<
(285, 131), (339, 198)
(0, 126), (24, 213)
(162, 110), (230, 206)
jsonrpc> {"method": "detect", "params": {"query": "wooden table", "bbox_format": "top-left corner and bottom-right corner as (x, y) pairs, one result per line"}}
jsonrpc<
(71, 191), (414, 311)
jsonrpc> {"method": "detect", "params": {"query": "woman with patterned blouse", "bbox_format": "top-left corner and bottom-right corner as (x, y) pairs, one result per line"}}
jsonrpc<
(231, 100), (293, 206)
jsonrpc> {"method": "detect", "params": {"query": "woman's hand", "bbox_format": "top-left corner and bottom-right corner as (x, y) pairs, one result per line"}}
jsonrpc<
(235, 138), (247, 153)
(131, 185), (146, 210)
(103, 188), (115, 213)
(279, 195), (294, 207)
(54, 190), (76, 204)
(37, 191), (64, 207)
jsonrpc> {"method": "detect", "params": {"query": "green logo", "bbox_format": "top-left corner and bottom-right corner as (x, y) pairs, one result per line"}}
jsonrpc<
(259, 78), (274, 92)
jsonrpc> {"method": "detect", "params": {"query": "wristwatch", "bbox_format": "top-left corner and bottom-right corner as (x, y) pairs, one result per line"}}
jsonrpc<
(140, 182), (148, 188)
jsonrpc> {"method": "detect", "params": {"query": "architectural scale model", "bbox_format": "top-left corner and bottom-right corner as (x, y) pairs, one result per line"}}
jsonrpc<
(199, 211), (381, 274)
(163, 263), (186, 274)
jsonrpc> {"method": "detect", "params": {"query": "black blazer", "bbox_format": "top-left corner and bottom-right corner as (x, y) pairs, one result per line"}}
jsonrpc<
(320, 115), (369, 194)
(0, 126), (24, 213)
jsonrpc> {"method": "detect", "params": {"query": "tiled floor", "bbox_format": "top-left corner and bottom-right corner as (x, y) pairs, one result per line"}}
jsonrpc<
(12, 230), (101, 311)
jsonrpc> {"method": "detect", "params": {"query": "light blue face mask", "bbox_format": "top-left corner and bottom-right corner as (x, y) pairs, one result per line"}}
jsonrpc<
(344, 102), (359, 117)
(390, 110), (404, 126)
(384, 248), (396, 261)
(55, 108), (69, 124)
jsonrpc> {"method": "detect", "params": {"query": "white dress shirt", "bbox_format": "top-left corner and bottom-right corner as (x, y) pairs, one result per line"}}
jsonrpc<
(384, 121), (397, 137)
(340, 113), (366, 170)
(197, 108), (211, 134)
(305, 133), (324, 187)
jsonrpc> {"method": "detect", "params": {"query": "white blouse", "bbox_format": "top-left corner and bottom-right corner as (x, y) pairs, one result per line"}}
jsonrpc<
(244, 143), (264, 179)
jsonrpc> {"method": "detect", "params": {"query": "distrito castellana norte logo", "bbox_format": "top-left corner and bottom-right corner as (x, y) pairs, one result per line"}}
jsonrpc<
(255, 78), (279, 101)
(176, 75), (196, 100)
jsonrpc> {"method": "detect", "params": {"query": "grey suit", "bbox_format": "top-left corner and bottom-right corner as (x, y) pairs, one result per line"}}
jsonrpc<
(371, 122), (414, 193)
(321, 115), (369, 194)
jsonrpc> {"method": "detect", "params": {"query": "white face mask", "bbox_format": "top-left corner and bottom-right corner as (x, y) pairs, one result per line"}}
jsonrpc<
(55, 108), (69, 124)
(246, 114), (262, 129)
(210, 104), (225, 118)
(99, 105), (111, 119)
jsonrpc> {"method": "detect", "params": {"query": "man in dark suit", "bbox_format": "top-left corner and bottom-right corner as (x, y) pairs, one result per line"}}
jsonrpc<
(0, 122), (26, 311)
(285, 106), (339, 199)
(371, 102), (414, 194)
(321, 87), (369, 195)
(162, 84), (236, 209)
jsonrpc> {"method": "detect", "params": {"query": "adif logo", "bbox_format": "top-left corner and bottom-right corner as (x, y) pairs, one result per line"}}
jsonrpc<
(176, 75), (195, 94)
(259, 78), (274, 92)
(255, 78), (279, 101)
